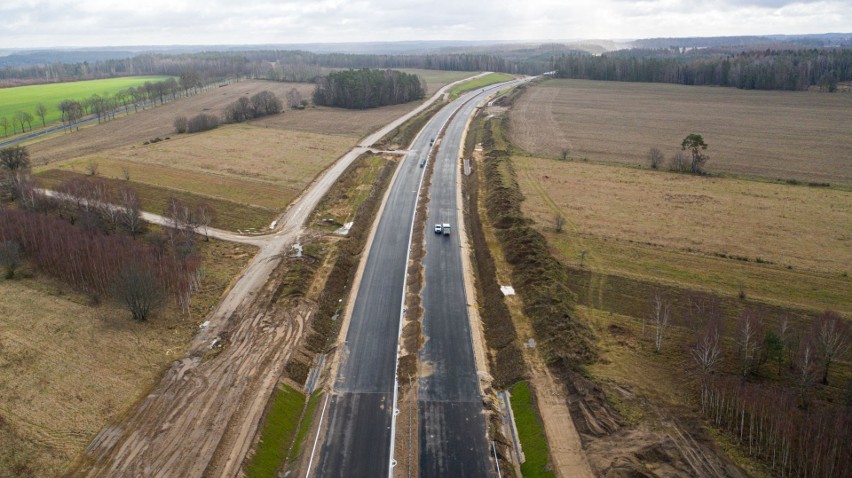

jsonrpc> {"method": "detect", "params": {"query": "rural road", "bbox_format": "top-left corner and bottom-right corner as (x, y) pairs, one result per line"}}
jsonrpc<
(312, 78), (529, 478)
(76, 73), (485, 478)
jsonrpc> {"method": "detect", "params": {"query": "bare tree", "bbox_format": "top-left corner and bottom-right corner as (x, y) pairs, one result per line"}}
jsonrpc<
(560, 147), (569, 161)
(13, 111), (31, 133)
(647, 146), (664, 169)
(194, 202), (215, 241)
(812, 310), (850, 385)
(0, 240), (22, 279)
(121, 166), (131, 181)
(0, 117), (9, 137)
(669, 150), (691, 172)
(692, 318), (722, 413)
(794, 338), (818, 407)
(0, 145), (31, 200)
(735, 309), (765, 377)
(554, 214), (566, 232)
(35, 103), (48, 128)
(118, 187), (143, 235)
(113, 261), (164, 321)
(286, 87), (303, 109)
(650, 292), (672, 353)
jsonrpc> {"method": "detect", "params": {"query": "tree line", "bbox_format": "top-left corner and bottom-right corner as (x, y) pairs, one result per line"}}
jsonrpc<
(0, 49), (531, 87)
(1, 76), (209, 138)
(552, 48), (852, 91)
(174, 89), (284, 134)
(313, 69), (425, 109)
(1, 145), (212, 320)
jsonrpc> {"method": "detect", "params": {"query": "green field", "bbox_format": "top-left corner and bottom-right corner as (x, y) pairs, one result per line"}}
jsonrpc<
(0, 76), (171, 133)
(448, 73), (515, 99)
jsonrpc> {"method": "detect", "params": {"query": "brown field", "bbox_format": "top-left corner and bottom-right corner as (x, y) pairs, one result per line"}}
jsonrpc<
(509, 79), (852, 184)
(0, 240), (255, 476)
(26, 81), (316, 165)
(515, 156), (852, 314)
(253, 101), (421, 137)
(43, 124), (355, 200)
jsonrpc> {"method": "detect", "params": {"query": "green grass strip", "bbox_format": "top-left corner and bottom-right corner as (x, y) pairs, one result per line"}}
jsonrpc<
(510, 381), (556, 478)
(288, 389), (324, 463)
(448, 73), (515, 100)
(245, 384), (306, 478)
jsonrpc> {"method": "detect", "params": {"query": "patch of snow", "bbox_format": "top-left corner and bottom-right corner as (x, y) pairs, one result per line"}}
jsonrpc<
(500, 285), (516, 296)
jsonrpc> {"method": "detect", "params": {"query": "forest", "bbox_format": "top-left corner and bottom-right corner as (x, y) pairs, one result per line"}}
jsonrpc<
(552, 48), (852, 91)
(312, 69), (425, 109)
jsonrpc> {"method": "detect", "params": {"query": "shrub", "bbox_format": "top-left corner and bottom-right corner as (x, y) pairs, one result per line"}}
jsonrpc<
(187, 113), (219, 133)
(174, 116), (188, 133)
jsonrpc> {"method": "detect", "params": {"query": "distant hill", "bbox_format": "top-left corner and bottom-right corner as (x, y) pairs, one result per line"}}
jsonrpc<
(630, 33), (852, 49)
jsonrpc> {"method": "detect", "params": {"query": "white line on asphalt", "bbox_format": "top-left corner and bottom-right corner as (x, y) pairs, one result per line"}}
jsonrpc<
(305, 392), (331, 478)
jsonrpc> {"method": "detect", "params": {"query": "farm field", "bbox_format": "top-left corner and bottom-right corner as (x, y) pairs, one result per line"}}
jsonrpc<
(397, 68), (478, 93)
(43, 124), (355, 200)
(508, 79), (852, 184)
(25, 80), (316, 164)
(449, 72), (515, 99)
(0, 76), (172, 132)
(514, 156), (852, 314)
(0, 240), (255, 476)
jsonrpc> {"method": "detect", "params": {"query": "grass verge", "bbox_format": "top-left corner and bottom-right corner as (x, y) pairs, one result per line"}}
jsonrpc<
(244, 384), (306, 478)
(287, 389), (324, 463)
(509, 381), (555, 478)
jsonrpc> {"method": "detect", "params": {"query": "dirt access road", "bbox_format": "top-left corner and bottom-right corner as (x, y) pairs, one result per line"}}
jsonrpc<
(77, 74), (485, 478)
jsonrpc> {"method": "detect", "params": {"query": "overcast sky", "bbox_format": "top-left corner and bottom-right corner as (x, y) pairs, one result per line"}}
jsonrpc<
(2, 0), (850, 48)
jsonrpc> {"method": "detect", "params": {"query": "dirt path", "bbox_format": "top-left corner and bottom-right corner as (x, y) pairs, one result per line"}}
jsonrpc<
(526, 360), (595, 478)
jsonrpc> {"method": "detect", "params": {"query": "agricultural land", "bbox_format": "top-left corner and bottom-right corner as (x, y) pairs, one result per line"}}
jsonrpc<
(492, 79), (850, 476)
(28, 71), (469, 232)
(509, 78), (852, 185)
(0, 76), (172, 131)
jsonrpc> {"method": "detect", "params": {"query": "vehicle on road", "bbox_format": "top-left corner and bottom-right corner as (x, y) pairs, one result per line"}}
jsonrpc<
(420, 158), (427, 167)
(429, 137), (435, 146)
(442, 223), (451, 235)
(434, 224), (443, 233)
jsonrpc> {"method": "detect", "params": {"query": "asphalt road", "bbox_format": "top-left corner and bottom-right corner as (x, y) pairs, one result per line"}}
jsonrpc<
(418, 80), (527, 477)
(313, 92), (462, 478)
(314, 79), (528, 478)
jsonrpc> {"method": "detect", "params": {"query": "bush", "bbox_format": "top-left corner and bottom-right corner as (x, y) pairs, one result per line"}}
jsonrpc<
(174, 116), (188, 133)
(669, 150), (691, 172)
(187, 113), (219, 133)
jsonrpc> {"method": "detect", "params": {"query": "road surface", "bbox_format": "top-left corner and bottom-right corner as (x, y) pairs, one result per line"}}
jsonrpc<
(312, 78), (528, 478)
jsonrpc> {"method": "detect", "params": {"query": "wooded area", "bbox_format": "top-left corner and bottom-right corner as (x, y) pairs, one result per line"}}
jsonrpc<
(553, 48), (852, 91)
(312, 69), (425, 109)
